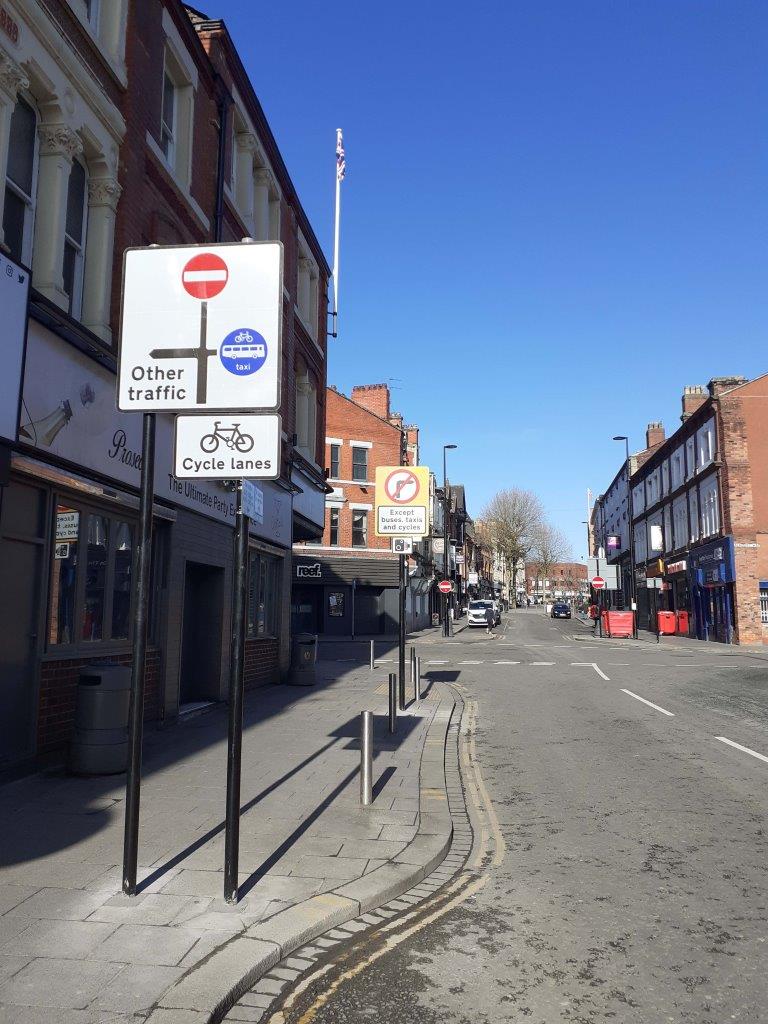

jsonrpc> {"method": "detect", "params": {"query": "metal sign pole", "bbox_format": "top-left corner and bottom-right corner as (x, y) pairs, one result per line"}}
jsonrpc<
(398, 553), (406, 710)
(224, 482), (249, 904)
(122, 412), (156, 896)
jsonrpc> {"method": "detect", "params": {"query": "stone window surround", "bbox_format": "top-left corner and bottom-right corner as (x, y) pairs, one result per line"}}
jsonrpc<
(0, 47), (123, 344)
(296, 228), (319, 341)
(229, 107), (282, 244)
(153, 12), (198, 197)
(65, 0), (129, 86)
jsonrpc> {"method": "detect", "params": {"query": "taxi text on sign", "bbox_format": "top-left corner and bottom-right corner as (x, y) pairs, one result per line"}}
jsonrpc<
(374, 465), (430, 537)
(117, 242), (283, 412)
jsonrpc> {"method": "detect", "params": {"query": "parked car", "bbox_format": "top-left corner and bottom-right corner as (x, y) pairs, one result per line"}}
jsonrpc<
(467, 599), (495, 627)
(551, 601), (571, 619)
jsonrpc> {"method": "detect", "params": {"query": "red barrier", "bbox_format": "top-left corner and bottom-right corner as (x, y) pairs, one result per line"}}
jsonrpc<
(657, 610), (677, 635)
(676, 610), (689, 636)
(602, 611), (634, 638)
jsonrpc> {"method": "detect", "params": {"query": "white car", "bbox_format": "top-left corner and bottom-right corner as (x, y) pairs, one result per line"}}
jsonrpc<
(467, 599), (495, 627)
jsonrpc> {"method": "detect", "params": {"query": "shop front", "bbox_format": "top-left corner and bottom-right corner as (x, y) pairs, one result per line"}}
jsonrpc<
(291, 554), (400, 637)
(688, 536), (736, 643)
(664, 558), (691, 631)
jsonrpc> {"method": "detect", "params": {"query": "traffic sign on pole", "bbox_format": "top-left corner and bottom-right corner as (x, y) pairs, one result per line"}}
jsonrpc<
(118, 242), (282, 412)
(174, 414), (281, 479)
(438, 580), (454, 594)
(375, 465), (430, 536)
(591, 576), (606, 590)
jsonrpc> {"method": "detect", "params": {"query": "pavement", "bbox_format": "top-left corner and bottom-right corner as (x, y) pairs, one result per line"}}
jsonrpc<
(0, 654), (460, 1023)
(271, 609), (768, 1023)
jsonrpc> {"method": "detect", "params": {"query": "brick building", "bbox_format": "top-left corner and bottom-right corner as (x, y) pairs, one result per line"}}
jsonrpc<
(526, 562), (588, 602)
(0, 0), (329, 770)
(592, 375), (768, 644)
(292, 383), (433, 636)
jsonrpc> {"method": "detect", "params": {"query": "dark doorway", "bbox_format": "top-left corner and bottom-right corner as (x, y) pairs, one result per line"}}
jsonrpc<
(180, 562), (224, 705)
(291, 585), (321, 634)
(0, 482), (46, 766)
(356, 586), (385, 635)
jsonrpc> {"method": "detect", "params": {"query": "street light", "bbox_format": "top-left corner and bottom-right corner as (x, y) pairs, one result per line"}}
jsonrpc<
(443, 444), (457, 637)
(613, 435), (637, 636)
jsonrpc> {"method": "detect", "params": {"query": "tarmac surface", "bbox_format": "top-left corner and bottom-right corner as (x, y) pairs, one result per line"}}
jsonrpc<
(283, 609), (768, 1023)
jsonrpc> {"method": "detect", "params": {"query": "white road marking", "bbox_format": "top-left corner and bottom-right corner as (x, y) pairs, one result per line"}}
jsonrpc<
(459, 660), (484, 665)
(571, 662), (611, 681)
(495, 661), (520, 665)
(592, 664), (611, 681)
(531, 661), (555, 666)
(427, 660), (449, 664)
(620, 688), (674, 716)
(716, 736), (768, 765)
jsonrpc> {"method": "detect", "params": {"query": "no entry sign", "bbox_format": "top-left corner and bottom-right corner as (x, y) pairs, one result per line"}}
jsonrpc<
(438, 580), (453, 594)
(591, 576), (606, 590)
(181, 252), (229, 299)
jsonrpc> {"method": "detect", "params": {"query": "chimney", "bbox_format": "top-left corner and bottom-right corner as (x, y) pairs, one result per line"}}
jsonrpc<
(388, 411), (403, 431)
(681, 385), (707, 422)
(708, 375), (748, 398)
(406, 425), (419, 465)
(351, 383), (390, 420)
(646, 422), (665, 449)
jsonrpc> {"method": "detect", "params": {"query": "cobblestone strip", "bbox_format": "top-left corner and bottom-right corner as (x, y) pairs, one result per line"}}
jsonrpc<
(219, 690), (470, 1024)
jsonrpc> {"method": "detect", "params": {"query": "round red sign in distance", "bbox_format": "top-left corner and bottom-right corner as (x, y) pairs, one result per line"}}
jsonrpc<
(181, 252), (229, 300)
(591, 577), (606, 590)
(438, 580), (453, 594)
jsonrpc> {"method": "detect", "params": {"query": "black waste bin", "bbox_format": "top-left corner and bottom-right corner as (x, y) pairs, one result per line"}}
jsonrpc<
(70, 665), (131, 774)
(289, 633), (317, 685)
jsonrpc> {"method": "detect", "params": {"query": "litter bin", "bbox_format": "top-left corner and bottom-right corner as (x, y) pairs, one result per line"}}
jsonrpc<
(289, 633), (317, 686)
(657, 610), (677, 635)
(603, 611), (634, 638)
(676, 610), (690, 636)
(70, 665), (131, 775)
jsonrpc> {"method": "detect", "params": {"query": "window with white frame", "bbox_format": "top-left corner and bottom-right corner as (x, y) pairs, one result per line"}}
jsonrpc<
(62, 159), (87, 317)
(351, 446), (368, 482)
(155, 36), (195, 190)
(635, 521), (647, 563)
(686, 436), (695, 479)
(661, 460), (670, 497)
(672, 495), (688, 550)
(632, 481), (645, 514)
(3, 95), (38, 266)
(663, 504), (672, 553)
(697, 418), (716, 470)
(648, 512), (663, 553)
(329, 507), (340, 546)
(329, 443), (340, 479)
(296, 239), (319, 339)
(700, 476), (720, 537)
(689, 486), (700, 543)
(160, 67), (176, 165)
(69, 0), (99, 28)
(671, 446), (685, 490)
(352, 509), (368, 547)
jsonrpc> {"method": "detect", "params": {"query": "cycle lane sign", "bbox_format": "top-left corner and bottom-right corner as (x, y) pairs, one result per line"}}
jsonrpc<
(173, 413), (281, 479)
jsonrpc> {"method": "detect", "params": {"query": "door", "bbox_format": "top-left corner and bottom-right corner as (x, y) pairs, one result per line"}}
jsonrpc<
(0, 482), (47, 766)
(179, 562), (224, 704)
(291, 585), (320, 634)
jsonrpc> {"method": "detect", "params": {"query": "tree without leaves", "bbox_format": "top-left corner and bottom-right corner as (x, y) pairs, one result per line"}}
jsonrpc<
(531, 522), (572, 598)
(478, 489), (545, 602)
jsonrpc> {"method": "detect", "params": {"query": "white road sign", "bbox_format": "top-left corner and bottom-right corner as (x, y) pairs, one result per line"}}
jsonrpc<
(391, 537), (414, 554)
(174, 414), (281, 479)
(118, 242), (282, 412)
(377, 506), (427, 536)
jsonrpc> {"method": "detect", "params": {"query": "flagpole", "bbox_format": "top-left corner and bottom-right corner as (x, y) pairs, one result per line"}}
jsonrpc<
(332, 128), (342, 333)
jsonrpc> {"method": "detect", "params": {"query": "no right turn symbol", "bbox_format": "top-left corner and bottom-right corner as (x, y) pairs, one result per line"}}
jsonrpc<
(384, 469), (420, 504)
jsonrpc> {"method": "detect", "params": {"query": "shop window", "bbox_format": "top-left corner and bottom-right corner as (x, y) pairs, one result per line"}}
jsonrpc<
(3, 95), (38, 266)
(48, 502), (136, 648)
(247, 550), (281, 637)
(329, 443), (340, 479)
(329, 507), (339, 546)
(352, 509), (367, 547)
(63, 159), (88, 317)
(351, 446), (368, 482)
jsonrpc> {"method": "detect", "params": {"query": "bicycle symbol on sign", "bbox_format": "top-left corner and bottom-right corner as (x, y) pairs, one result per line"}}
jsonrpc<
(199, 421), (254, 454)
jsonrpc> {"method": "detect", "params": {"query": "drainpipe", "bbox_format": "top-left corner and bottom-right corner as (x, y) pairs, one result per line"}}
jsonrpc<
(213, 75), (233, 242)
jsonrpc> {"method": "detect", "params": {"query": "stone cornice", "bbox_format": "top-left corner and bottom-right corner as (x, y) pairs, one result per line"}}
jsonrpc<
(0, 50), (29, 99)
(38, 123), (83, 159)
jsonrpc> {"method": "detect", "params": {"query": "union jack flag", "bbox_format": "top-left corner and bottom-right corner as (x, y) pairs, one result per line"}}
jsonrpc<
(336, 129), (345, 181)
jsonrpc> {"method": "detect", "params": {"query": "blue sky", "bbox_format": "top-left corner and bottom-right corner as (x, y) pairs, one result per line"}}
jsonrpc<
(216, 0), (767, 560)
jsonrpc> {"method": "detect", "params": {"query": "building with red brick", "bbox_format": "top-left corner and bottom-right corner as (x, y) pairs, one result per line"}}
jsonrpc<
(525, 562), (588, 602)
(0, 0), (329, 770)
(292, 383), (433, 636)
(592, 375), (768, 644)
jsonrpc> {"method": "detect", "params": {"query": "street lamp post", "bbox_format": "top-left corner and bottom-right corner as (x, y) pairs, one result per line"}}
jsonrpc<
(443, 444), (457, 637)
(613, 435), (637, 637)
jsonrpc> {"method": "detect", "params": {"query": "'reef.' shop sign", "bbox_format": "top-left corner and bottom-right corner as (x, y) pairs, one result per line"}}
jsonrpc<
(296, 562), (322, 579)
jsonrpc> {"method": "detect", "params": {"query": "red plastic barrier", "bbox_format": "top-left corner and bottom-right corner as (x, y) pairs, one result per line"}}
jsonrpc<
(676, 610), (689, 636)
(657, 610), (677, 635)
(602, 611), (634, 638)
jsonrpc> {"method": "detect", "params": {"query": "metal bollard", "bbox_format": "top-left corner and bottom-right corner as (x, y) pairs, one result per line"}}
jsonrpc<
(410, 645), (416, 686)
(414, 656), (421, 703)
(388, 672), (397, 734)
(360, 711), (373, 805)
(370, 639), (375, 671)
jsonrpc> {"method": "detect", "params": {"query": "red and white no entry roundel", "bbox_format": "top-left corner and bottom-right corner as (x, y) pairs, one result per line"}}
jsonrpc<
(438, 580), (453, 594)
(384, 469), (420, 504)
(181, 252), (229, 300)
(591, 576), (606, 590)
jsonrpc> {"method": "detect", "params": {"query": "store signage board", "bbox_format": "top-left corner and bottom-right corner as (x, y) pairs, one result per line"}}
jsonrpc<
(0, 251), (30, 444)
(117, 242), (282, 412)
(374, 464), (430, 537)
(241, 480), (264, 521)
(174, 414), (280, 479)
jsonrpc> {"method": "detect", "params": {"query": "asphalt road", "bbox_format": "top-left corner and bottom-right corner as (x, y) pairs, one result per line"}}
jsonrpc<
(285, 609), (768, 1023)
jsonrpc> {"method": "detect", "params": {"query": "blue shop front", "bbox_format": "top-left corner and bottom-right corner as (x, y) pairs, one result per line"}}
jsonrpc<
(688, 536), (736, 643)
